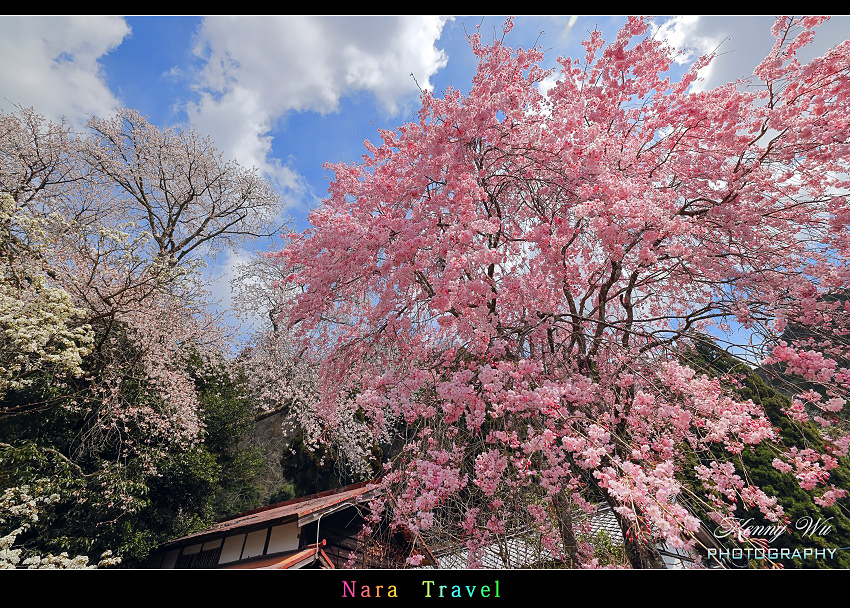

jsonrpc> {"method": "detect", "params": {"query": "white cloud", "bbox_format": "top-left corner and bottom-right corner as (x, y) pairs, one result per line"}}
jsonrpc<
(651, 16), (715, 64)
(0, 16), (129, 127)
(650, 16), (850, 94)
(206, 247), (253, 307)
(186, 16), (451, 190)
(649, 16), (727, 92)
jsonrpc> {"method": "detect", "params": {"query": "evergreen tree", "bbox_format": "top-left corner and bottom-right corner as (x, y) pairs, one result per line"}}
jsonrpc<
(682, 339), (850, 568)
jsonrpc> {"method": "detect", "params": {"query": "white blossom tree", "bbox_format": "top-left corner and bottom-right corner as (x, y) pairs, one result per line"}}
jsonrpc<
(0, 106), (285, 566)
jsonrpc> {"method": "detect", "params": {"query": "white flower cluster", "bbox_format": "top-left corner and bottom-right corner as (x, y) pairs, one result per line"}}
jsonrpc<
(0, 484), (120, 569)
(0, 194), (95, 396)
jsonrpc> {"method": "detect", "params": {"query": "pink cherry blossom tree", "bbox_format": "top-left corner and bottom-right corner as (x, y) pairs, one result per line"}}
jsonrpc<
(272, 16), (850, 568)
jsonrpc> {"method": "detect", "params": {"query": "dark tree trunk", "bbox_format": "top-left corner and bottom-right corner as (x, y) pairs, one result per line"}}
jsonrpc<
(604, 494), (666, 569)
(552, 490), (580, 567)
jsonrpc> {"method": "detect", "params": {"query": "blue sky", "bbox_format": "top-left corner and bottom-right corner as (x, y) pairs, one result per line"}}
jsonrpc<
(2, 15), (849, 339)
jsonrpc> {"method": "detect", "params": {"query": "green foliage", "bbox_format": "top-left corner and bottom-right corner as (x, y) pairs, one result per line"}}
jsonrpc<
(681, 339), (850, 568)
(280, 429), (352, 496)
(267, 482), (296, 504)
(585, 530), (629, 568)
(0, 345), (269, 567)
(188, 355), (266, 518)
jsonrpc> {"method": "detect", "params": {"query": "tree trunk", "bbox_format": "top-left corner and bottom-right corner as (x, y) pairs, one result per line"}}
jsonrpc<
(551, 490), (580, 567)
(605, 494), (666, 569)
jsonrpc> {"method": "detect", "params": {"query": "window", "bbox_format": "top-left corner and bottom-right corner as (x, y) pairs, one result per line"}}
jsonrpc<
(174, 539), (223, 569)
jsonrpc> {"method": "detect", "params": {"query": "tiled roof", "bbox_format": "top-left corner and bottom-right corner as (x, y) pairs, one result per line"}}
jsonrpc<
(427, 529), (545, 569)
(421, 505), (697, 569)
(589, 506), (624, 541)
